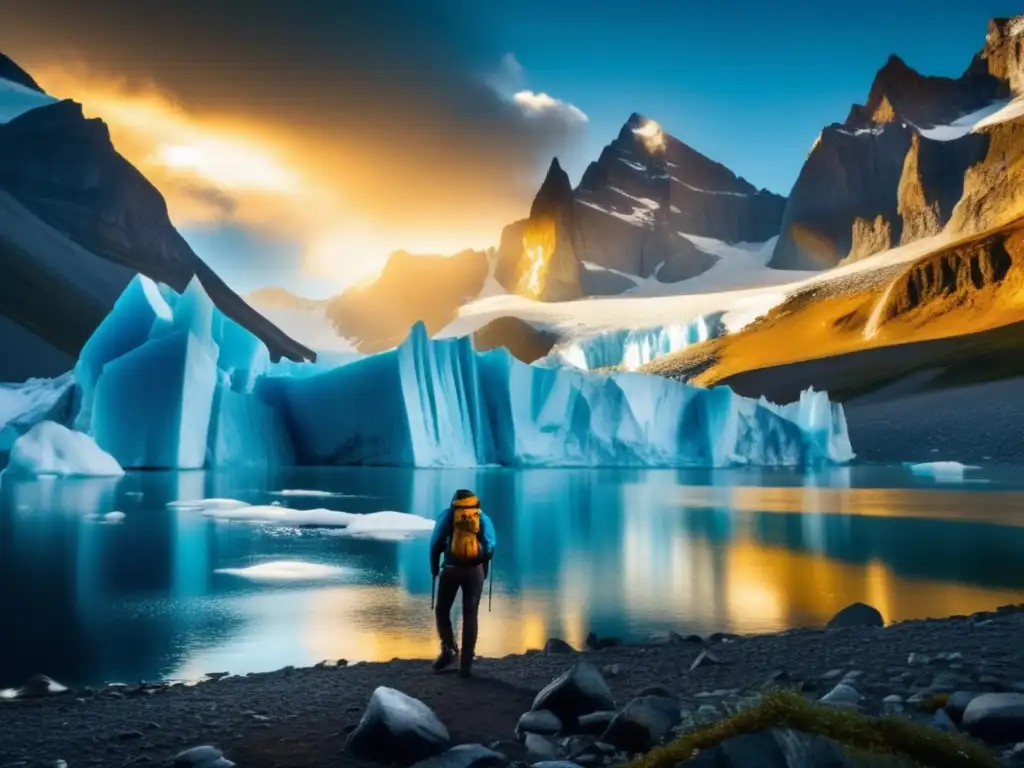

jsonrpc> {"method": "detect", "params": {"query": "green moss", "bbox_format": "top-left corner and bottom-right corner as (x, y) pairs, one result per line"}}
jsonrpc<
(628, 690), (996, 768)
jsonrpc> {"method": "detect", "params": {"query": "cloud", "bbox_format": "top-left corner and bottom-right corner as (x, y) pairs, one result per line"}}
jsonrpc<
(513, 91), (590, 126)
(0, 1), (589, 289)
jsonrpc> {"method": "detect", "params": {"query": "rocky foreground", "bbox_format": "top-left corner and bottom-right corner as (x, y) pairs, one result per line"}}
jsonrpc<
(3, 604), (1024, 768)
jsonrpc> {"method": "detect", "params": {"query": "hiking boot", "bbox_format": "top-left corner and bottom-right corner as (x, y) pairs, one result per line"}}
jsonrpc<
(458, 653), (473, 678)
(432, 645), (458, 672)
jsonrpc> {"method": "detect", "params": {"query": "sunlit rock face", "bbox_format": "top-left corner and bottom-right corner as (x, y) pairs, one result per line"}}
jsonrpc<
(496, 158), (583, 302)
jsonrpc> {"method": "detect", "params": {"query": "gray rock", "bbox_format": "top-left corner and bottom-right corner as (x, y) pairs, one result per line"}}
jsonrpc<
(517, 710), (563, 739)
(819, 669), (845, 681)
(174, 746), (224, 767)
(532, 662), (615, 725)
(930, 673), (971, 693)
(932, 709), (958, 734)
(963, 694), (1024, 744)
(946, 691), (981, 726)
(819, 684), (860, 707)
(908, 652), (931, 666)
(14, 674), (68, 699)
(410, 744), (510, 768)
(600, 696), (682, 752)
(585, 633), (621, 651)
(882, 695), (904, 714)
(601, 665), (621, 678)
(525, 733), (565, 763)
(689, 650), (724, 670)
(345, 686), (451, 763)
(577, 711), (617, 736)
(638, 685), (673, 699)
(826, 602), (883, 629)
(544, 638), (576, 654)
(679, 728), (857, 768)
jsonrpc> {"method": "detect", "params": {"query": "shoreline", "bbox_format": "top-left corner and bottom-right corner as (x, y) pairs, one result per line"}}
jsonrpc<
(3, 605), (1024, 766)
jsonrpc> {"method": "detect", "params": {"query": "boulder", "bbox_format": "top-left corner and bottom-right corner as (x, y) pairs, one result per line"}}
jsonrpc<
(525, 733), (565, 763)
(544, 638), (577, 654)
(962, 693), (1024, 744)
(819, 684), (861, 707)
(600, 695), (682, 752)
(585, 632), (620, 650)
(945, 691), (981, 726)
(173, 746), (225, 767)
(410, 744), (509, 768)
(13, 673), (68, 698)
(345, 686), (451, 763)
(577, 711), (617, 736)
(532, 662), (615, 725)
(679, 729), (857, 768)
(825, 603), (884, 629)
(517, 710), (563, 739)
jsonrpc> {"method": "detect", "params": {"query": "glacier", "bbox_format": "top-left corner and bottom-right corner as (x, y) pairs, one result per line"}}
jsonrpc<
(2, 275), (854, 471)
(542, 314), (725, 371)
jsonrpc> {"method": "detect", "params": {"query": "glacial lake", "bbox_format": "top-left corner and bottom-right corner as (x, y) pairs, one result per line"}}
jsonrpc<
(3, 464), (1024, 688)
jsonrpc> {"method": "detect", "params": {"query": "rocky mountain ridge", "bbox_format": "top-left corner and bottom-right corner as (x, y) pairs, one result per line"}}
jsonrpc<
(496, 113), (787, 300)
(0, 80), (315, 379)
(770, 15), (1024, 271)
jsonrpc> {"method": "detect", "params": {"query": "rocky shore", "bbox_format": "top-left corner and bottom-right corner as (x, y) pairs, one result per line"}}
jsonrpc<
(3, 604), (1024, 768)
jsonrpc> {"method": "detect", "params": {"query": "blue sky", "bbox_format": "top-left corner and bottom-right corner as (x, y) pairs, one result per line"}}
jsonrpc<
(480, 0), (1021, 194)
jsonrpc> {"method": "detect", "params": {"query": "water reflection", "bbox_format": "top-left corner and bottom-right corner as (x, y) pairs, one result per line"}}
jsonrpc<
(2, 466), (1024, 687)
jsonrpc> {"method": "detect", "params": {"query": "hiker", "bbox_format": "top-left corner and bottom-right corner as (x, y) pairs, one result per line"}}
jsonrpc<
(429, 489), (496, 677)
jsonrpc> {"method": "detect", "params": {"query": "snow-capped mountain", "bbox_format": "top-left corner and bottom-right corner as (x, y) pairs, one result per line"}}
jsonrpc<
(770, 16), (1024, 270)
(495, 113), (787, 299)
(0, 56), (315, 381)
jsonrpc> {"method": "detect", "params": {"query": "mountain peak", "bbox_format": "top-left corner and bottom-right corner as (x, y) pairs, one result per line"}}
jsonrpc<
(530, 156), (574, 220)
(0, 52), (44, 93)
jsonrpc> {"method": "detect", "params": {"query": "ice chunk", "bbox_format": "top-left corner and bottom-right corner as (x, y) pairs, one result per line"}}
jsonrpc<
(199, 504), (356, 527)
(207, 382), (295, 466)
(261, 322), (853, 468)
(86, 510), (126, 524)
(269, 489), (353, 498)
(5, 421), (125, 477)
(0, 372), (76, 465)
(907, 461), (980, 481)
(328, 510), (435, 541)
(214, 560), (349, 580)
(167, 498), (250, 510)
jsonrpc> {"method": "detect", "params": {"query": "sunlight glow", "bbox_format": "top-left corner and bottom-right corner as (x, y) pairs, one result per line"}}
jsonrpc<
(517, 216), (557, 297)
(633, 119), (667, 153)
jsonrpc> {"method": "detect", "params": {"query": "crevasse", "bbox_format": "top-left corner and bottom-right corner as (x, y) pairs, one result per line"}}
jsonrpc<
(5, 276), (855, 470)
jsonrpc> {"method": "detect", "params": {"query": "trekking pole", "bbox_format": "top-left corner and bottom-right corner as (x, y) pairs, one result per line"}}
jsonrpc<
(488, 562), (493, 613)
(431, 573), (436, 611)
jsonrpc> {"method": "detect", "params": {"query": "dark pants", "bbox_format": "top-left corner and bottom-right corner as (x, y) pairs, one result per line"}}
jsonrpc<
(435, 563), (485, 660)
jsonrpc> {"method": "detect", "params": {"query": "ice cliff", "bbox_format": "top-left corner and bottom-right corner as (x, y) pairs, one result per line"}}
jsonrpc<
(541, 314), (724, 371)
(2, 275), (854, 471)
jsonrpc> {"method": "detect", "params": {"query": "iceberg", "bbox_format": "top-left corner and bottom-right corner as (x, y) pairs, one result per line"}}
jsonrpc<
(5, 420), (125, 477)
(4, 274), (853, 471)
(543, 315), (725, 371)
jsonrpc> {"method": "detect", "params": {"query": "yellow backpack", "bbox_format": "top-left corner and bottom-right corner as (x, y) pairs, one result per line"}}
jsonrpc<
(449, 498), (481, 561)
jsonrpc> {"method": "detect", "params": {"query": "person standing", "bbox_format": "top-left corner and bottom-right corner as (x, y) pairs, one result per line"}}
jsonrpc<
(429, 489), (496, 677)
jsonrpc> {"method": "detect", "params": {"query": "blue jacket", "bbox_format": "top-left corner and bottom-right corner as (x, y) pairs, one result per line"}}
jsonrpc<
(429, 506), (496, 572)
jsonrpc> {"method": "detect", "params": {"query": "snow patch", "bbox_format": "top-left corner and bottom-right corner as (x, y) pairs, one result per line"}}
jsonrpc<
(918, 97), (1024, 141)
(671, 178), (749, 197)
(577, 199), (654, 228)
(215, 560), (350, 581)
(5, 421), (125, 477)
(618, 158), (647, 172)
